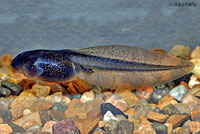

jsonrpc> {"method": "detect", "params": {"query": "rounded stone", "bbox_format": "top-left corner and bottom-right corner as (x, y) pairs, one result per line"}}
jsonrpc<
(151, 123), (167, 134)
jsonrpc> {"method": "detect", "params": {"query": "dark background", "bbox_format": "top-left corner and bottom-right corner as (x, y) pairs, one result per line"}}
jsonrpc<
(0, 0), (199, 57)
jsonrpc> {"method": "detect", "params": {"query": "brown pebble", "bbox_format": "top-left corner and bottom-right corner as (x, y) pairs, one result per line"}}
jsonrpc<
(13, 112), (42, 126)
(164, 123), (173, 134)
(86, 98), (104, 119)
(31, 84), (50, 97)
(76, 118), (99, 134)
(42, 121), (57, 134)
(65, 98), (87, 119)
(147, 111), (169, 123)
(158, 94), (177, 108)
(188, 121), (200, 133)
(182, 93), (200, 111)
(166, 114), (187, 128)
(11, 90), (37, 109)
(115, 90), (139, 107)
(29, 100), (53, 112)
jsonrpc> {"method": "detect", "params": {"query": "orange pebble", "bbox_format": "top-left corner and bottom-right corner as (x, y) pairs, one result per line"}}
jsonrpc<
(0, 54), (13, 66)
(179, 81), (190, 89)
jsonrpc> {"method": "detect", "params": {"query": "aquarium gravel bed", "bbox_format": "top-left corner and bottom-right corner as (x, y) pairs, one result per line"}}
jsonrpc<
(0, 45), (199, 134)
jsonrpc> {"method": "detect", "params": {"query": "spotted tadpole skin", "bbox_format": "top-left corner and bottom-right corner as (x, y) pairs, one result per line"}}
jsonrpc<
(11, 45), (194, 90)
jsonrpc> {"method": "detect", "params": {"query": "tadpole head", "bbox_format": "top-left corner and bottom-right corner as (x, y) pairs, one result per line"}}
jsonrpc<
(11, 50), (39, 76)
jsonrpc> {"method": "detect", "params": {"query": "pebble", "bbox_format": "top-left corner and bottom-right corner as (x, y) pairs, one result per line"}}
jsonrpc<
(182, 93), (200, 111)
(169, 85), (188, 102)
(11, 90), (37, 109)
(86, 98), (104, 119)
(31, 84), (50, 97)
(0, 96), (16, 109)
(49, 110), (65, 122)
(0, 54), (13, 66)
(76, 118), (99, 134)
(1, 80), (22, 95)
(105, 95), (128, 112)
(190, 46), (200, 58)
(115, 90), (139, 107)
(10, 106), (24, 120)
(50, 84), (67, 94)
(153, 107), (163, 114)
(125, 108), (135, 117)
(30, 100), (53, 112)
(169, 44), (190, 59)
(65, 98), (87, 119)
(39, 111), (50, 125)
(52, 119), (79, 134)
(166, 114), (188, 128)
(194, 113), (200, 122)
(104, 119), (118, 134)
(23, 109), (32, 116)
(13, 112), (42, 126)
(103, 111), (119, 121)
(147, 111), (169, 123)
(100, 103), (128, 119)
(134, 120), (156, 134)
(61, 96), (71, 104)
(188, 121), (200, 133)
(164, 123), (173, 134)
(133, 99), (153, 120)
(162, 104), (181, 115)
(117, 120), (134, 134)
(191, 109), (200, 120)
(174, 103), (190, 114)
(46, 92), (63, 103)
(42, 121), (57, 134)
(0, 124), (13, 134)
(189, 84), (200, 97)
(0, 87), (11, 97)
(0, 108), (12, 123)
(67, 78), (92, 94)
(51, 102), (68, 113)
(152, 84), (170, 103)
(26, 124), (42, 133)
(188, 75), (200, 88)
(135, 87), (153, 102)
(177, 126), (191, 134)
(94, 128), (105, 134)
(80, 90), (95, 103)
(21, 120), (37, 130)
(158, 94), (178, 108)
(151, 123), (167, 134)
(8, 122), (25, 134)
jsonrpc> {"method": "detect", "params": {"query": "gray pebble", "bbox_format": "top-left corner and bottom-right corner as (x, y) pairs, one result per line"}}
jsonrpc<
(152, 84), (170, 103)
(133, 99), (153, 120)
(1, 81), (22, 95)
(117, 120), (134, 134)
(39, 111), (50, 125)
(8, 122), (25, 134)
(0, 87), (11, 97)
(163, 104), (181, 115)
(177, 126), (191, 134)
(105, 119), (118, 134)
(26, 124), (42, 133)
(0, 108), (12, 123)
(151, 123), (167, 134)
(194, 113), (200, 122)
(169, 85), (188, 102)
(51, 102), (67, 113)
